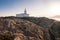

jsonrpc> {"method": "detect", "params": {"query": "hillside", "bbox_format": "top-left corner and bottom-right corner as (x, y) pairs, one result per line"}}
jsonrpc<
(0, 17), (44, 40)
(21, 17), (60, 40)
(0, 17), (60, 40)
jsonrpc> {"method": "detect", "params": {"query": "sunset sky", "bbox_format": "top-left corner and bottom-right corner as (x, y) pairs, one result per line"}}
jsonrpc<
(0, 0), (60, 17)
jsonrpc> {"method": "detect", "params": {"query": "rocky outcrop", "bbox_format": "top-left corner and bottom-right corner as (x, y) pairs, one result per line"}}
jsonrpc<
(0, 17), (60, 40)
(0, 17), (44, 40)
(21, 17), (60, 40)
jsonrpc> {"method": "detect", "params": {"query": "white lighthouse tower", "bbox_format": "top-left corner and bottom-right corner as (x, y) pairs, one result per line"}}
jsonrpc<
(16, 8), (29, 17)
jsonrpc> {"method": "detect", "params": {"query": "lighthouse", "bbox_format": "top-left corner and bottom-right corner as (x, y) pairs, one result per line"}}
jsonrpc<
(16, 8), (29, 17)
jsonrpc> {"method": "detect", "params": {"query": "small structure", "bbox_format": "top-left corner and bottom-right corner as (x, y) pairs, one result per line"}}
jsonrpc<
(16, 8), (29, 17)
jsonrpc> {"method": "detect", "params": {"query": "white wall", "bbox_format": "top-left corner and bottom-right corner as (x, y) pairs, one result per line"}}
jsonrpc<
(16, 13), (29, 17)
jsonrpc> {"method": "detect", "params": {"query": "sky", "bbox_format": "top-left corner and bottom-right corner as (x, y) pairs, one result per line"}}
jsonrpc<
(0, 0), (60, 17)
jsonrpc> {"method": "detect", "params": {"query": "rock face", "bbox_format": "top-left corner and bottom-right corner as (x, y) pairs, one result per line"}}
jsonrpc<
(0, 17), (44, 40)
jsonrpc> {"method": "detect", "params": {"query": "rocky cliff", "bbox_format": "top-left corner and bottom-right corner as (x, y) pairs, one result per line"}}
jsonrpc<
(0, 17), (44, 40)
(22, 17), (60, 40)
(0, 17), (60, 40)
